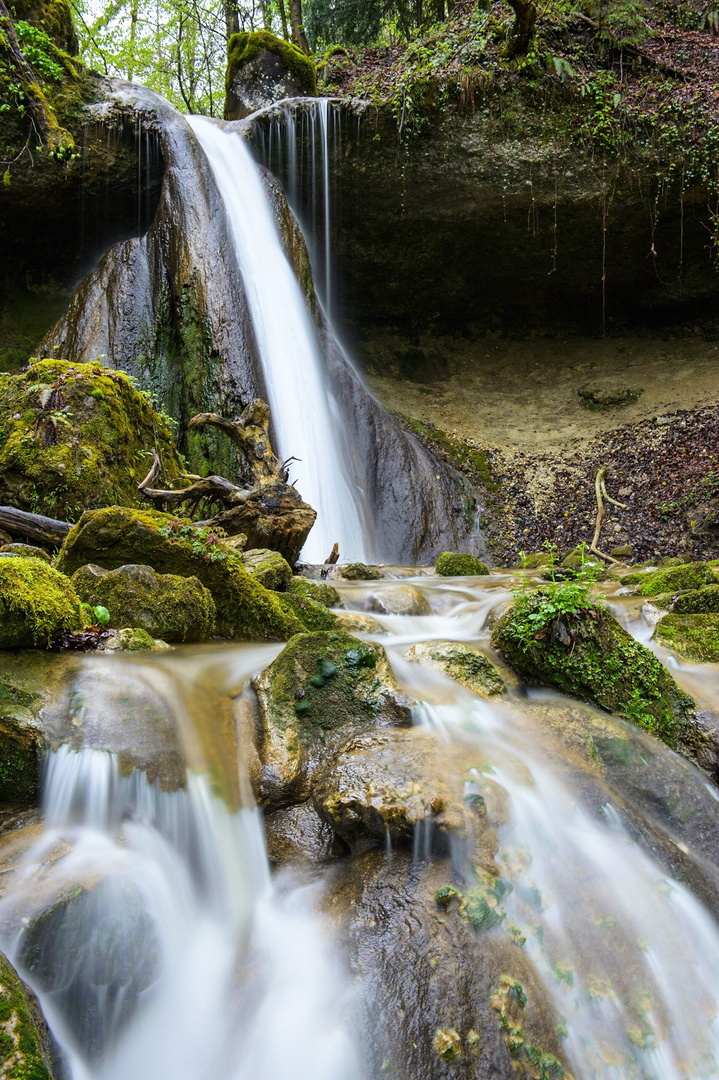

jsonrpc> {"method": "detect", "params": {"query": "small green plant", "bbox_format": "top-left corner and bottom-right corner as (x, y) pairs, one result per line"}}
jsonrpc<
(80, 603), (111, 627)
(157, 522), (228, 562)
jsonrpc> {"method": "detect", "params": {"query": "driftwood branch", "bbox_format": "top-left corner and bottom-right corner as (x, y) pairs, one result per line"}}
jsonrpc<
(0, 506), (71, 546)
(188, 399), (286, 484)
(137, 448), (247, 509)
(590, 466), (628, 563)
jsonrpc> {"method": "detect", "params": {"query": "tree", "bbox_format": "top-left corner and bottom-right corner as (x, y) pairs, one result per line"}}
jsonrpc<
(505, 0), (536, 54)
(288, 0), (309, 51)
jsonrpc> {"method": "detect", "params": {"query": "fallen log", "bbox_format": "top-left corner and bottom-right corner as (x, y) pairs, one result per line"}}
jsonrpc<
(0, 506), (71, 547)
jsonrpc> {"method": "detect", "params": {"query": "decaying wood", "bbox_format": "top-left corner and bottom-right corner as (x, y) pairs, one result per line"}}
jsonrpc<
(188, 399), (287, 484)
(137, 448), (247, 511)
(325, 542), (339, 564)
(590, 466), (628, 563)
(0, 506), (71, 546)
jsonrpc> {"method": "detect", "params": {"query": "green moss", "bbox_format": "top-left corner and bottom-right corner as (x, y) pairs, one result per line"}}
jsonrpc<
(436, 552), (489, 577)
(71, 563), (216, 642)
(338, 562), (382, 581)
(491, 595), (695, 749)
(670, 585), (719, 615)
(254, 630), (400, 742)
(105, 627), (166, 652)
(226, 30), (316, 96)
(288, 575), (341, 608)
(654, 614), (719, 664)
(0, 360), (183, 521)
(276, 592), (339, 631)
(0, 952), (52, 1080)
(0, 544), (50, 561)
(242, 548), (293, 591)
(635, 562), (718, 597)
(56, 506), (302, 641)
(0, 556), (81, 647)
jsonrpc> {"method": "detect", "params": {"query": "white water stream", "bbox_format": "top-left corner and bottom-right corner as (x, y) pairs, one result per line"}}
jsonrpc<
(186, 115), (366, 564)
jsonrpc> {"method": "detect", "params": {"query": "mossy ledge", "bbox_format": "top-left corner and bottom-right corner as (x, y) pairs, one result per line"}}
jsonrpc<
(0, 950), (56, 1080)
(491, 594), (695, 749)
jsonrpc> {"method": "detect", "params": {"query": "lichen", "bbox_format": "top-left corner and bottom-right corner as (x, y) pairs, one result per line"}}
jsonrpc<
(435, 552), (489, 577)
(0, 359), (183, 521)
(491, 596), (695, 749)
(0, 556), (81, 648)
(654, 614), (719, 664)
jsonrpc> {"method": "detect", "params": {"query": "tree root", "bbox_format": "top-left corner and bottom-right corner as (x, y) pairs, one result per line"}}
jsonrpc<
(590, 465), (628, 563)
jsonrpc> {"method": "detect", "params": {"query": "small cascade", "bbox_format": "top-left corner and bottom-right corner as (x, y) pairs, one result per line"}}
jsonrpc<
(0, 648), (360, 1080)
(188, 115), (366, 564)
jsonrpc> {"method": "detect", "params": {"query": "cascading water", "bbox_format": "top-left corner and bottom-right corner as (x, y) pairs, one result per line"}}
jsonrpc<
(186, 115), (366, 564)
(0, 648), (360, 1080)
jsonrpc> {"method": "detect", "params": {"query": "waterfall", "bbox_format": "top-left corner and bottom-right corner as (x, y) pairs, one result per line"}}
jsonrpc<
(187, 115), (366, 564)
(0, 649), (360, 1080)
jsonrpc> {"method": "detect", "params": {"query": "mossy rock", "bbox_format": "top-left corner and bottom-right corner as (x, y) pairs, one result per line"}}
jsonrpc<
(670, 585), (719, 615)
(435, 552), (489, 577)
(276, 592), (338, 631)
(0, 544), (51, 562)
(635, 562), (718, 597)
(334, 610), (385, 634)
(491, 594), (695, 749)
(367, 583), (431, 616)
(224, 30), (316, 120)
(654, 614), (719, 664)
(405, 641), (505, 697)
(0, 950), (57, 1080)
(242, 548), (292, 591)
(514, 552), (552, 569)
(55, 506), (304, 641)
(71, 563), (215, 642)
(338, 562), (382, 581)
(250, 630), (411, 808)
(9, 0), (78, 53)
(0, 556), (81, 648)
(0, 360), (183, 521)
(288, 576), (341, 608)
(103, 628), (171, 652)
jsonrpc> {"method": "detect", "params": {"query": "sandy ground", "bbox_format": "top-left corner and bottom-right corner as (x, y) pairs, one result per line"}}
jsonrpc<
(363, 334), (719, 454)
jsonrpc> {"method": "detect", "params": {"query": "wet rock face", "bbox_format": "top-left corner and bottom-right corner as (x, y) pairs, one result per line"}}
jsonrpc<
(250, 630), (412, 808)
(313, 727), (474, 851)
(224, 31), (316, 120)
(264, 800), (348, 863)
(322, 850), (566, 1080)
(0, 950), (61, 1080)
(405, 641), (505, 698)
(72, 563), (216, 643)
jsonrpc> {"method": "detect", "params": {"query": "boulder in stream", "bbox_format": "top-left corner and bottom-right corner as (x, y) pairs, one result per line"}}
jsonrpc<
(249, 630), (411, 808)
(630, 561), (718, 596)
(436, 552), (490, 577)
(241, 548), (292, 591)
(654, 614), (719, 664)
(338, 562), (382, 581)
(72, 562), (216, 642)
(405, 641), (505, 697)
(288, 576), (341, 608)
(367, 583), (432, 616)
(55, 506), (305, 641)
(670, 585), (719, 614)
(0, 557), (82, 649)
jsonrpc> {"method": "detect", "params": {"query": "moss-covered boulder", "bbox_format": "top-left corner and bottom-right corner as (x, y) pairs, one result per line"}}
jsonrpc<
(103, 627), (171, 652)
(654, 614), (719, 664)
(435, 552), (490, 577)
(0, 556), (81, 648)
(367, 584), (432, 616)
(491, 593), (695, 749)
(276, 592), (338, 631)
(634, 562), (718, 597)
(0, 950), (59, 1080)
(338, 562), (382, 581)
(288, 576), (341, 608)
(241, 548), (292, 591)
(0, 543), (51, 561)
(71, 563), (215, 642)
(55, 506), (303, 641)
(405, 641), (505, 697)
(671, 585), (719, 614)
(249, 631), (411, 808)
(224, 30), (316, 121)
(0, 360), (183, 521)
(313, 727), (474, 851)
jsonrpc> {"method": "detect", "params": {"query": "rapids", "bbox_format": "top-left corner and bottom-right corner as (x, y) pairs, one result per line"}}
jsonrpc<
(1, 571), (719, 1080)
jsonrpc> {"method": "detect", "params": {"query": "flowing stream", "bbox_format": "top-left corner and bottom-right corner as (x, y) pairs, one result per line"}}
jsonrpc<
(1, 573), (718, 1079)
(186, 116), (366, 564)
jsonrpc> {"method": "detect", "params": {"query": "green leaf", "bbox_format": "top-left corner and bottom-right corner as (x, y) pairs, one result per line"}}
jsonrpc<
(93, 605), (111, 626)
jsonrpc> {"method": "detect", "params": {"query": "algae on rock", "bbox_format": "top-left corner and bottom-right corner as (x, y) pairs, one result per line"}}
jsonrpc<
(0, 360), (182, 521)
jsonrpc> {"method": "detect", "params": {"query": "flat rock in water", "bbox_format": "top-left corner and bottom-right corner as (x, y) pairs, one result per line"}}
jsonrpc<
(367, 584), (432, 616)
(405, 641), (505, 697)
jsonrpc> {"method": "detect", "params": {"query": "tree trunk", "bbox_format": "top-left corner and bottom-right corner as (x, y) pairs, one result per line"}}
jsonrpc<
(288, 0), (310, 53)
(433, 0), (445, 21)
(224, 0), (239, 39)
(506, 0), (536, 55)
(0, 506), (70, 546)
(259, 0), (270, 30)
(414, 0), (423, 27)
(126, 0), (139, 79)
(277, 0), (290, 39)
